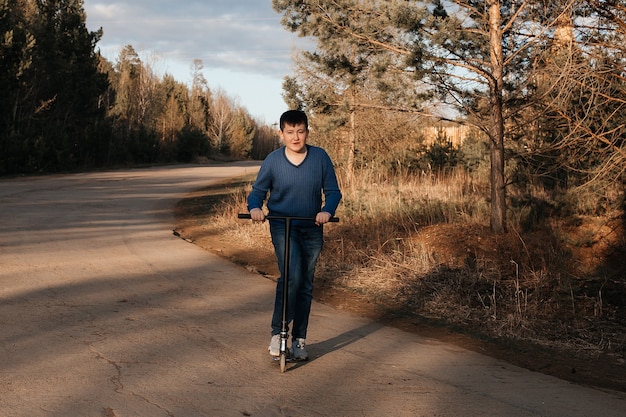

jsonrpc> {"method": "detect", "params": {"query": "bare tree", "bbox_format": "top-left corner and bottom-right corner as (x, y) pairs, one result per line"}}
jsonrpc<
(512, 1), (625, 195)
(208, 89), (235, 152)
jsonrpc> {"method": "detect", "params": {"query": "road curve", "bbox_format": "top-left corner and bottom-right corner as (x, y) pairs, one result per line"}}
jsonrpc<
(0, 164), (624, 417)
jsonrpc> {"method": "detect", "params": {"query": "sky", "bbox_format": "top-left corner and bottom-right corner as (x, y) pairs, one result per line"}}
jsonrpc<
(83, 1), (311, 124)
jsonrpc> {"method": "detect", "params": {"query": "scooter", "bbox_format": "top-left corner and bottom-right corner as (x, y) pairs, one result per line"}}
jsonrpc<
(238, 213), (338, 372)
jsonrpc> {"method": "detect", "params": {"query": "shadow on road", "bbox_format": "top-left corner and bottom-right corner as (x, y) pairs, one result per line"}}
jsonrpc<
(283, 321), (384, 372)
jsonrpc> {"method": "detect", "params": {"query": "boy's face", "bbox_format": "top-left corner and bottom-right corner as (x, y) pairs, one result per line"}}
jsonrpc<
(279, 122), (309, 154)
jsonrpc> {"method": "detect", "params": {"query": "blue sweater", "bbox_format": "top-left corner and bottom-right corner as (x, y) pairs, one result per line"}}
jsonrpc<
(247, 145), (342, 224)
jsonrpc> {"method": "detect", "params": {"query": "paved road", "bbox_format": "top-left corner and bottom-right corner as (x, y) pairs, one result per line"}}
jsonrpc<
(1, 164), (624, 417)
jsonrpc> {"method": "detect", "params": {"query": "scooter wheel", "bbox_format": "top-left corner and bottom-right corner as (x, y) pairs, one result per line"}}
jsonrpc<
(279, 353), (287, 372)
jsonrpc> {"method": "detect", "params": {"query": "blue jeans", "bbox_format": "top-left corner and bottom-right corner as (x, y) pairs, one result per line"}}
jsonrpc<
(269, 221), (324, 340)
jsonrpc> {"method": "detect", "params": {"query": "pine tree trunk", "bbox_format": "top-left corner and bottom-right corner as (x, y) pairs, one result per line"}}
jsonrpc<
(488, 0), (506, 233)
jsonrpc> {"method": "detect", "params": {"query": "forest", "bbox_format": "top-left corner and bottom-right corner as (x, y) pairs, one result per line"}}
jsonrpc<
(2, 0), (624, 209)
(0, 0), (278, 176)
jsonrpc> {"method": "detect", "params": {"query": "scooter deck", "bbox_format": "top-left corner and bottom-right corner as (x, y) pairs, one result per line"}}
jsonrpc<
(270, 354), (308, 363)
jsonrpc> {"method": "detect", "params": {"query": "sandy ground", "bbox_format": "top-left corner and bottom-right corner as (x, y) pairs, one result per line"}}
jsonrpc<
(1, 164), (625, 417)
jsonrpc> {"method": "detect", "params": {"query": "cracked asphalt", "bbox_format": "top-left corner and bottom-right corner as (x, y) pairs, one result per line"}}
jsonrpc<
(1, 164), (625, 417)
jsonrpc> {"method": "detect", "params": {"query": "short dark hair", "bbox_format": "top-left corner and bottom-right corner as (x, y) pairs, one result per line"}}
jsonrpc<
(280, 110), (308, 131)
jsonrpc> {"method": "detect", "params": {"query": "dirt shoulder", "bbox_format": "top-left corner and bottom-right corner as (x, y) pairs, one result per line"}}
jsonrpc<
(173, 181), (626, 394)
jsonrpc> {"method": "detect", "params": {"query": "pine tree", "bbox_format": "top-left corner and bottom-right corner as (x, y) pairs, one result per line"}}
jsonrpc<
(228, 109), (256, 159)
(0, 0), (35, 173)
(271, 0), (599, 233)
(1, 0), (108, 173)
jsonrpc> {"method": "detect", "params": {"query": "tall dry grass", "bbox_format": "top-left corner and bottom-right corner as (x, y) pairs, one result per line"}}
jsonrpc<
(216, 168), (496, 311)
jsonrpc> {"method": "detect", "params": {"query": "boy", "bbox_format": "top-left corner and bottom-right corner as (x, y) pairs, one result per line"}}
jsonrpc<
(247, 110), (342, 360)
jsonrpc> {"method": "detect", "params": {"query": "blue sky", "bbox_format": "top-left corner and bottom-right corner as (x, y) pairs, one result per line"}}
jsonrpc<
(83, 1), (311, 124)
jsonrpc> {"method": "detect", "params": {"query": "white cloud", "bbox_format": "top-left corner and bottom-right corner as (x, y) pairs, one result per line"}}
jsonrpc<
(84, 1), (311, 121)
(90, 3), (124, 19)
(85, 1), (302, 77)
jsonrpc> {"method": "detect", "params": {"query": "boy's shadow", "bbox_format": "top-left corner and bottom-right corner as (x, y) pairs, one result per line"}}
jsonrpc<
(286, 322), (384, 371)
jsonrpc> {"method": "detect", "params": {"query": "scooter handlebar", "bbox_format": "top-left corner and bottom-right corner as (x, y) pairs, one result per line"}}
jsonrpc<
(238, 213), (339, 222)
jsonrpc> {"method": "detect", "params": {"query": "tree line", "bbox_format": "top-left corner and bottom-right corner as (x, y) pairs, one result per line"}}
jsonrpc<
(0, 0), (277, 176)
(2, 0), (624, 236)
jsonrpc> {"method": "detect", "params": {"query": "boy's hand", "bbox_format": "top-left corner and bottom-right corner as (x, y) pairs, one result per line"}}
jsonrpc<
(315, 211), (332, 226)
(250, 208), (265, 222)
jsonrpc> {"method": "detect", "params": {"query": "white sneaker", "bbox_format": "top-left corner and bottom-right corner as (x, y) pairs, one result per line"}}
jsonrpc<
(292, 338), (308, 360)
(268, 334), (280, 357)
